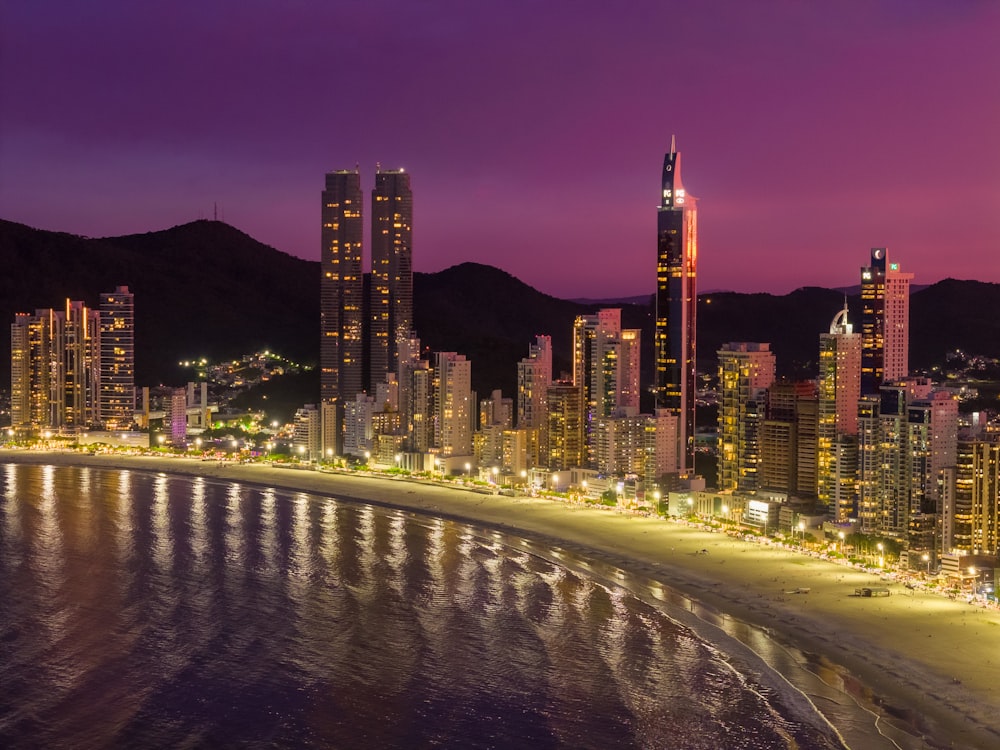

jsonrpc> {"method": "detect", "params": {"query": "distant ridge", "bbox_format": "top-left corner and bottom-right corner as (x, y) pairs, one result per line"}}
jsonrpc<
(2, 219), (999, 403)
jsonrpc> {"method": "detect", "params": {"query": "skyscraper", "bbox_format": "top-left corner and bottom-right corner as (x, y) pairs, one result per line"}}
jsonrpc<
(654, 137), (698, 475)
(98, 286), (135, 430)
(369, 168), (413, 391)
(321, 169), (364, 452)
(817, 304), (861, 519)
(860, 247), (912, 394)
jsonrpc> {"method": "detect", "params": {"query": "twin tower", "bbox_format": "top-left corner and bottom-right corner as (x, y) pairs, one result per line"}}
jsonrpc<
(320, 167), (413, 408)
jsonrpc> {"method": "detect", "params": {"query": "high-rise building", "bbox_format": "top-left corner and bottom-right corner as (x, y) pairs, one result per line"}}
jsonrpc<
(434, 352), (472, 458)
(717, 342), (775, 492)
(369, 168), (413, 391)
(943, 438), (1000, 556)
(759, 381), (818, 495)
(12, 291), (130, 433)
(860, 248), (912, 394)
(574, 309), (622, 466)
(516, 334), (551, 467)
(321, 170), (364, 453)
(817, 304), (861, 519)
(98, 286), (135, 430)
(654, 137), (697, 475)
(858, 379), (957, 543)
(546, 380), (585, 471)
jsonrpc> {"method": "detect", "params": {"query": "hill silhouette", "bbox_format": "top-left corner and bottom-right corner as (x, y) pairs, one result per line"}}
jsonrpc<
(2, 219), (998, 406)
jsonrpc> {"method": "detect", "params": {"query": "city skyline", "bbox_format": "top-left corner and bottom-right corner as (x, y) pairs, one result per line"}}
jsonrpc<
(2, 2), (998, 299)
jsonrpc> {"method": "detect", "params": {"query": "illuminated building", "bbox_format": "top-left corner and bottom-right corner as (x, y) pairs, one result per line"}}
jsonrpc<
(517, 335), (551, 466)
(817, 304), (861, 520)
(399, 335), (432, 453)
(369, 168), (413, 391)
(717, 342), (775, 492)
(654, 137), (697, 475)
(759, 380), (817, 497)
(292, 404), (321, 462)
(546, 380), (585, 471)
(433, 352), (472, 458)
(860, 248), (912, 395)
(344, 392), (376, 457)
(98, 286), (135, 430)
(858, 380), (957, 545)
(942, 439), (1000, 556)
(320, 169), (364, 453)
(574, 309), (638, 467)
(11, 300), (99, 430)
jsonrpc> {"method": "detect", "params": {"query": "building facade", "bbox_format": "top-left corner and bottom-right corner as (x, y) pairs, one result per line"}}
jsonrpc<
(654, 138), (698, 475)
(320, 170), (364, 453)
(369, 168), (413, 392)
(860, 247), (912, 395)
(717, 342), (776, 493)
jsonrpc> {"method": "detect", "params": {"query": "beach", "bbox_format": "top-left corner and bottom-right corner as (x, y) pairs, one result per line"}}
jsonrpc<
(3, 450), (997, 749)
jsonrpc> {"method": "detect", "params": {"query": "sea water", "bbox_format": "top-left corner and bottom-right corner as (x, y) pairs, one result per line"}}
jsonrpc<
(0, 463), (861, 748)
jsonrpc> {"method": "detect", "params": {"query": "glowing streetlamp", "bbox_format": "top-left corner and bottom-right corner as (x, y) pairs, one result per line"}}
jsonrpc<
(551, 474), (559, 491)
(797, 520), (805, 544)
(838, 531), (845, 555)
(922, 553), (930, 576)
(655, 491), (663, 515)
(491, 466), (499, 484)
(464, 462), (471, 477)
(876, 542), (884, 568)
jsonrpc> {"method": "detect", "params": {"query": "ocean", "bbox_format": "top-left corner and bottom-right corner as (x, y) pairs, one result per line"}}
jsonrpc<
(0, 463), (874, 748)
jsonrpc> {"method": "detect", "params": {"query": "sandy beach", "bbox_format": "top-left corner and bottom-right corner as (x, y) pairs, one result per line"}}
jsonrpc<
(3, 450), (997, 750)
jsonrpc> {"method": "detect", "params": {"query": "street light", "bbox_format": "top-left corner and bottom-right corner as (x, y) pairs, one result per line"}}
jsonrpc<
(491, 466), (499, 485)
(838, 531), (845, 555)
(797, 521), (805, 544)
(876, 542), (884, 568)
(922, 553), (930, 576)
(465, 462), (471, 477)
(552, 474), (559, 491)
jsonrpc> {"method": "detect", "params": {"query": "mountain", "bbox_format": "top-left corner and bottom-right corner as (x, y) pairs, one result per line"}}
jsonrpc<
(0, 219), (318, 386)
(3, 218), (1000, 406)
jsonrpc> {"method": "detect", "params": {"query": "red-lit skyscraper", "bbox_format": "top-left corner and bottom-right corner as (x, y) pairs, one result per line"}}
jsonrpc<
(654, 138), (698, 475)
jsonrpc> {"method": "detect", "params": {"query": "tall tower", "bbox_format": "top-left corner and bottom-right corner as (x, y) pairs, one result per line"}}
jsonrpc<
(654, 137), (698, 475)
(860, 248), (912, 394)
(98, 286), (135, 430)
(369, 168), (413, 391)
(817, 303), (861, 519)
(321, 169), (364, 451)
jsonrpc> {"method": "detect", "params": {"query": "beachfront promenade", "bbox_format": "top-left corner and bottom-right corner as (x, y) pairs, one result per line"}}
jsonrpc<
(3, 449), (999, 749)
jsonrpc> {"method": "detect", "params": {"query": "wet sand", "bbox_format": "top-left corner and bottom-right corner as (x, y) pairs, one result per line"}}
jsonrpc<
(3, 451), (998, 749)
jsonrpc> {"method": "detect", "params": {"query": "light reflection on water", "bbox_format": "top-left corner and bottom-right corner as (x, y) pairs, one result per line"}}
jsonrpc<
(0, 463), (850, 750)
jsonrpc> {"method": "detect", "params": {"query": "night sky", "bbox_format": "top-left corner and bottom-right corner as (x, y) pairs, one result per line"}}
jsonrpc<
(2, 1), (998, 298)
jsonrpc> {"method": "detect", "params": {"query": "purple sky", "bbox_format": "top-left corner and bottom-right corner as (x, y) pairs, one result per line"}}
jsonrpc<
(2, 1), (998, 298)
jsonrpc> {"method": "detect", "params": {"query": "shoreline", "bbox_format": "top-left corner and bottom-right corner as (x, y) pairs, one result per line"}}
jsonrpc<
(4, 450), (998, 749)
